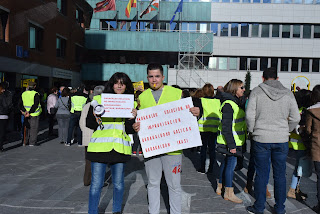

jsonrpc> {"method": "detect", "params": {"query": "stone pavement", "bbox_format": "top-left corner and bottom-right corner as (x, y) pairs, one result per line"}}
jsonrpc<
(0, 124), (318, 214)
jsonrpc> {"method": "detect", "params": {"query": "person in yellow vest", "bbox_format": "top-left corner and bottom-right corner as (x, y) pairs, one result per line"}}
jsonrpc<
(19, 81), (42, 146)
(86, 73), (136, 214)
(287, 89), (311, 201)
(216, 79), (246, 204)
(132, 63), (201, 214)
(66, 85), (88, 146)
(197, 83), (221, 174)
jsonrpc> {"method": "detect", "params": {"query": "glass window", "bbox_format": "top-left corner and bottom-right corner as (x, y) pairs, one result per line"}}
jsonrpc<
(240, 57), (248, 70)
(291, 58), (299, 71)
(130, 21), (137, 31)
(219, 58), (228, 70)
(281, 58), (289, 71)
(56, 36), (66, 58)
(271, 58), (278, 69)
(119, 21), (127, 31)
(29, 24), (43, 51)
(231, 23), (238, 36)
(170, 22), (178, 31)
(293, 25), (301, 38)
(282, 25), (290, 38)
(263, 0), (271, 2)
(233, 0), (240, 2)
(274, 0), (282, 3)
(253, 0), (260, 2)
(189, 23), (197, 32)
(222, 0), (230, 2)
(211, 23), (218, 36)
(29, 26), (36, 49)
(243, 0), (250, 2)
(272, 24), (280, 37)
(317, 0), (320, 4)
(198, 23), (207, 33)
(229, 58), (237, 70)
(220, 23), (229, 36)
(303, 25), (311, 38)
(0, 10), (9, 42)
(250, 58), (258, 70)
(284, 0), (292, 3)
(57, 0), (67, 15)
(312, 59), (319, 72)
(260, 58), (268, 71)
(251, 24), (259, 37)
(314, 25), (320, 38)
(241, 23), (249, 37)
(305, 0), (313, 4)
(140, 22), (147, 31)
(301, 59), (309, 72)
(182, 23), (188, 32)
(208, 57), (217, 69)
(261, 24), (269, 37)
(294, 0), (302, 3)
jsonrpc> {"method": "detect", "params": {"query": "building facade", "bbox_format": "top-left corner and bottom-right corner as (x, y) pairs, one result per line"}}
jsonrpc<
(84, 0), (320, 90)
(0, 0), (92, 90)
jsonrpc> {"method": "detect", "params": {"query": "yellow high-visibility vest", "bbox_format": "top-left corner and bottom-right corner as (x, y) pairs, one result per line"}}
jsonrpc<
(198, 98), (221, 133)
(22, 91), (42, 117)
(87, 95), (132, 155)
(70, 95), (87, 113)
(217, 100), (246, 146)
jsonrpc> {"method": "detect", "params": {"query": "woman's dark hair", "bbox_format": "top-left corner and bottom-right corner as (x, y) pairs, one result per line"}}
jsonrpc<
(50, 87), (58, 94)
(61, 87), (70, 97)
(311, 85), (320, 104)
(295, 89), (311, 108)
(104, 72), (134, 94)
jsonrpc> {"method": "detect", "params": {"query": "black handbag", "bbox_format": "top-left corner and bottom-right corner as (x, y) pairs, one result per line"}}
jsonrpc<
(50, 107), (57, 115)
(216, 144), (243, 157)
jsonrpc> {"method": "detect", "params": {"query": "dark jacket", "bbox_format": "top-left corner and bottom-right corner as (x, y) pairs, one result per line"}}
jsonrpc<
(0, 91), (13, 115)
(306, 103), (320, 161)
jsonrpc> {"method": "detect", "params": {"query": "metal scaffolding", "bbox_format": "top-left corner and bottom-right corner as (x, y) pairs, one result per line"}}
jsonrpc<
(176, 30), (213, 88)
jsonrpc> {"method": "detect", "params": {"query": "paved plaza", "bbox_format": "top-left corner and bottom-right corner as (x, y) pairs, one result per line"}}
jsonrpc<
(0, 124), (318, 214)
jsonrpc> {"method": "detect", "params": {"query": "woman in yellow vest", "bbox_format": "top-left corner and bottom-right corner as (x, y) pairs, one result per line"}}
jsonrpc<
(86, 72), (136, 214)
(216, 79), (246, 204)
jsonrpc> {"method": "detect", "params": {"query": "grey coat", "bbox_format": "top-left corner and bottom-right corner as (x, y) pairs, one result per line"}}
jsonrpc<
(54, 97), (70, 115)
(246, 80), (300, 143)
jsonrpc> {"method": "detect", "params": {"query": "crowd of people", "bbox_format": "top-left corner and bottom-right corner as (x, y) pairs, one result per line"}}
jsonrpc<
(1, 64), (320, 214)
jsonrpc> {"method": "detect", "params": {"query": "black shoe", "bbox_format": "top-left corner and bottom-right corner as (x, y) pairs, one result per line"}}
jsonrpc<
(234, 163), (243, 171)
(197, 168), (206, 174)
(60, 141), (64, 144)
(246, 206), (263, 214)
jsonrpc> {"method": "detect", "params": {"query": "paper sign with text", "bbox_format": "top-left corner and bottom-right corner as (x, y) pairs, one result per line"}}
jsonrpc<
(137, 97), (202, 158)
(101, 93), (134, 118)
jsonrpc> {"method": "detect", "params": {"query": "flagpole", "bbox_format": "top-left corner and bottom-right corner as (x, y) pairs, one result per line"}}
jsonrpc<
(116, 10), (118, 30)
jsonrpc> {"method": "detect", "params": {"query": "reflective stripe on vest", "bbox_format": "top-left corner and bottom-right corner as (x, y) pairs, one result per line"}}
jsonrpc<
(70, 95), (87, 113)
(217, 100), (246, 146)
(21, 91), (42, 116)
(87, 96), (132, 155)
(288, 108), (306, 151)
(198, 98), (221, 133)
(139, 86), (182, 155)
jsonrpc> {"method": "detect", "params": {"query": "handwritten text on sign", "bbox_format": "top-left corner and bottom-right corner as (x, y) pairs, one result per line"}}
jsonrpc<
(137, 97), (202, 158)
(101, 93), (134, 118)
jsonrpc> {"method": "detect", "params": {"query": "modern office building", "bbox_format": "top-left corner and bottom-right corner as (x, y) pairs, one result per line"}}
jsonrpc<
(0, 0), (92, 89)
(84, 0), (320, 90)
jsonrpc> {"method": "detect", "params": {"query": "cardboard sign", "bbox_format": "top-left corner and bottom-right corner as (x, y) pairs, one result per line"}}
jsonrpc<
(101, 93), (134, 118)
(137, 97), (202, 158)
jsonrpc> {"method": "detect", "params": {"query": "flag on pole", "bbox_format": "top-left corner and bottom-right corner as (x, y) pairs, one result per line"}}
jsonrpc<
(170, 0), (183, 24)
(139, 0), (159, 18)
(125, 0), (137, 18)
(94, 0), (116, 13)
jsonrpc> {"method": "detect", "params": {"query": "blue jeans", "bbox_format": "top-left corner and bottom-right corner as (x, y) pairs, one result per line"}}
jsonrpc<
(200, 132), (217, 171)
(218, 155), (237, 187)
(88, 162), (125, 214)
(290, 150), (306, 189)
(67, 113), (82, 145)
(253, 141), (288, 214)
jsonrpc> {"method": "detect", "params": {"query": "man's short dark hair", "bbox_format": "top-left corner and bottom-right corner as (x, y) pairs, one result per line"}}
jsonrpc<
(147, 63), (163, 75)
(263, 67), (277, 80)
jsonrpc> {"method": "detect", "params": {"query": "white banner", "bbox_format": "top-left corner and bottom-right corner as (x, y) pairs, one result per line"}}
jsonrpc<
(137, 97), (202, 158)
(101, 93), (134, 118)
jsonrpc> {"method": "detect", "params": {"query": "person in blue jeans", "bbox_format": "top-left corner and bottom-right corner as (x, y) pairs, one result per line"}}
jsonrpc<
(86, 73), (136, 214)
(245, 67), (300, 214)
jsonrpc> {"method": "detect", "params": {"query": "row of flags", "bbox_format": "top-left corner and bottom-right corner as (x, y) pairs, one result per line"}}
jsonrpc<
(93, 0), (183, 20)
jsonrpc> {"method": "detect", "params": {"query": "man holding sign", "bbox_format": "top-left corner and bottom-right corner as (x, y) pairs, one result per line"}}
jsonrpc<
(133, 63), (201, 214)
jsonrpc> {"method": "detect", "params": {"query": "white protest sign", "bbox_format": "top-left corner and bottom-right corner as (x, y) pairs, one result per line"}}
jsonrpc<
(101, 93), (134, 118)
(137, 97), (202, 158)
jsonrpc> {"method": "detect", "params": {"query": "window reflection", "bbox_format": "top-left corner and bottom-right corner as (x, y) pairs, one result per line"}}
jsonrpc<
(281, 58), (289, 71)
(241, 23), (249, 37)
(229, 58), (237, 70)
(251, 24), (259, 37)
(231, 23), (238, 36)
(272, 24), (280, 37)
(282, 24), (290, 38)
(220, 23), (229, 36)
(293, 25), (300, 38)
(261, 24), (269, 37)
(313, 59), (319, 72)
(314, 25), (320, 38)
(302, 59), (310, 72)
(291, 58), (299, 71)
(211, 23), (219, 36)
(303, 25), (311, 38)
(260, 58), (268, 71)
